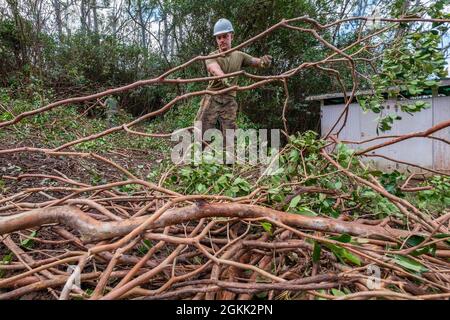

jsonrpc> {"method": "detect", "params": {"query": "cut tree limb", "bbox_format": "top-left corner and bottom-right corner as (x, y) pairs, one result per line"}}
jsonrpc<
(0, 203), (419, 242)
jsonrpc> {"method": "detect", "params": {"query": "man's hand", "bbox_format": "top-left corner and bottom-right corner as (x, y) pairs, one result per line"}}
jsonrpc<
(259, 55), (272, 68)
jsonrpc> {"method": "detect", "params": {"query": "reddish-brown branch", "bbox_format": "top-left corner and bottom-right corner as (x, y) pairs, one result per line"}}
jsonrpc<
(357, 119), (450, 155)
(0, 203), (419, 243)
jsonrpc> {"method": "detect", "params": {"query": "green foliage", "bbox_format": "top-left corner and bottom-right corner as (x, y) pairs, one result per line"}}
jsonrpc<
(377, 114), (402, 133)
(331, 288), (346, 297)
(379, 170), (406, 197)
(259, 131), (406, 219)
(402, 235), (437, 257)
(358, 23), (448, 132)
(0, 252), (13, 278)
(1, 252), (13, 265)
(0, 178), (6, 192)
(312, 241), (321, 263)
(335, 143), (356, 168)
(167, 160), (251, 197)
(324, 243), (361, 266)
(116, 183), (142, 194)
(20, 231), (37, 249)
(416, 176), (450, 211)
(137, 239), (153, 255)
(323, 234), (361, 266)
(260, 222), (273, 235)
(389, 254), (429, 274)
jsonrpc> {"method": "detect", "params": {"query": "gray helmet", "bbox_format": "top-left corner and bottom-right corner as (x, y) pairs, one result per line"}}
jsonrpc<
(213, 18), (234, 36)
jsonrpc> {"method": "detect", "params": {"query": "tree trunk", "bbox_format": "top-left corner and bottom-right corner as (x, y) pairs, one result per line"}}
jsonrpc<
(6, 0), (28, 67)
(137, 0), (147, 50)
(91, 0), (98, 35)
(52, 0), (64, 41)
(80, 0), (88, 33)
(161, 3), (169, 57)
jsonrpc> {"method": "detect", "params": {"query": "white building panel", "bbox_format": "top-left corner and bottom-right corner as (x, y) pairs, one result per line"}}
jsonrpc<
(433, 96), (450, 172)
(321, 96), (449, 173)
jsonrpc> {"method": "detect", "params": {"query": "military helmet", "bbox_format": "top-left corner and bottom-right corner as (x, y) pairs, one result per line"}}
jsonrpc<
(213, 18), (234, 36)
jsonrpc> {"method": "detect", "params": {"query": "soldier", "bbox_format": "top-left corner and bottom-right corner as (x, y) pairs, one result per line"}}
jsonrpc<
(196, 18), (272, 145)
(105, 95), (119, 128)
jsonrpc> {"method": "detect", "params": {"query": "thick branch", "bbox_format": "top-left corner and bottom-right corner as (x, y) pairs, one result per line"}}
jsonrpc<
(0, 203), (418, 242)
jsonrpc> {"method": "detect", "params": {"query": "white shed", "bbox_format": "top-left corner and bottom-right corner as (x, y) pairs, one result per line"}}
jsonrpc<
(307, 79), (450, 174)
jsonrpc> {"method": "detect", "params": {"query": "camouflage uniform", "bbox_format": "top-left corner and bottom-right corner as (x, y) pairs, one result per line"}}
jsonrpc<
(195, 50), (254, 139)
(195, 94), (238, 137)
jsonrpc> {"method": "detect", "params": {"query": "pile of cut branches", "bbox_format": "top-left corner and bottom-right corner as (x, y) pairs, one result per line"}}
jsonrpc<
(1, 15), (449, 300)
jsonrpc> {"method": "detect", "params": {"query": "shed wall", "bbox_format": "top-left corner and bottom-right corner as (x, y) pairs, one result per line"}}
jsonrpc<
(321, 96), (449, 173)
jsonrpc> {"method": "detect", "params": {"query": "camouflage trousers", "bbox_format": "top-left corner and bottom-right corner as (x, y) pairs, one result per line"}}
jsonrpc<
(195, 94), (238, 139)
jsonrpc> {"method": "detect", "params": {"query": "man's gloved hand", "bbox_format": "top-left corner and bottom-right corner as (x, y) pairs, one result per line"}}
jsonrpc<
(259, 55), (273, 68)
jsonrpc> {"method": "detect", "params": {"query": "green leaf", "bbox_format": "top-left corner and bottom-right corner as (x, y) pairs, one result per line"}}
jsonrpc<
(270, 167), (284, 176)
(216, 175), (228, 185)
(268, 187), (280, 194)
(312, 241), (321, 263)
(424, 80), (438, 87)
(137, 239), (153, 255)
(411, 244), (436, 257)
(289, 195), (301, 208)
(255, 291), (268, 299)
(296, 207), (317, 216)
(330, 234), (352, 243)
(341, 250), (361, 266)
(405, 235), (425, 247)
(229, 186), (240, 193)
(289, 149), (299, 162)
(193, 256), (203, 265)
(390, 255), (429, 273)
(325, 243), (361, 266)
(318, 193), (327, 202)
(20, 231), (37, 249)
(403, 232), (439, 256)
(180, 168), (192, 176)
(358, 97), (367, 110)
(1, 253), (12, 265)
(233, 177), (246, 185)
(142, 239), (152, 249)
(260, 222), (272, 235)
(361, 190), (377, 198)
(331, 288), (346, 297)
(369, 170), (383, 177)
(196, 183), (207, 193)
(239, 184), (250, 192)
(343, 287), (352, 294)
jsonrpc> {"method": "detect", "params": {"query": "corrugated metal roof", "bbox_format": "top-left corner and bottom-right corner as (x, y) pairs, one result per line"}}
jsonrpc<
(306, 78), (450, 101)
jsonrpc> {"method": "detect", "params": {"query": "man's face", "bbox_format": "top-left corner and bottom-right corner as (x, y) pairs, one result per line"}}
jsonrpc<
(215, 32), (233, 52)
